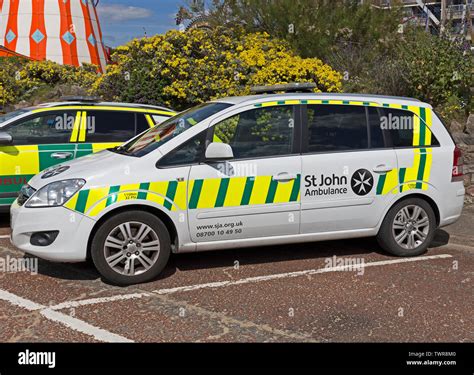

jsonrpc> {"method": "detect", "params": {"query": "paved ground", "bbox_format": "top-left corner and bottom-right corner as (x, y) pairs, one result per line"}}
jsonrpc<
(0, 206), (473, 343)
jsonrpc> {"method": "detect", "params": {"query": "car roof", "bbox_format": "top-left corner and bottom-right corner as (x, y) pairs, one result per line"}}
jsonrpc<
(27, 101), (176, 113)
(213, 93), (430, 108)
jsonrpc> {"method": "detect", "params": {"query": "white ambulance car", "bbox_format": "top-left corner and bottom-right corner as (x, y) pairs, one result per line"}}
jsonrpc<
(10, 86), (465, 285)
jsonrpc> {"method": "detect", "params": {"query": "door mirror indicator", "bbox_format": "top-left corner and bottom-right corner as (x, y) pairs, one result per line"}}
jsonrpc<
(0, 132), (12, 145)
(205, 142), (234, 161)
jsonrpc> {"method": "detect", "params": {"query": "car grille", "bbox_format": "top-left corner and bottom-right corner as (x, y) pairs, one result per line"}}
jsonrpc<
(17, 185), (36, 206)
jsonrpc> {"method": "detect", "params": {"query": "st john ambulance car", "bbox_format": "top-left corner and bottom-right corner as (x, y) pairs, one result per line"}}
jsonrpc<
(0, 98), (175, 211)
(10, 86), (465, 285)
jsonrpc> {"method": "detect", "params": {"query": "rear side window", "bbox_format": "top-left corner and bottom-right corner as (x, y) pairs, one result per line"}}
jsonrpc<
(306, 105), (368, 152)
(86, 111), (135, 143)
(136, 114), (150, 135)
(381, 108), (414, 147)
(380, 108), (439, 147)
(367, 107), (386, 148)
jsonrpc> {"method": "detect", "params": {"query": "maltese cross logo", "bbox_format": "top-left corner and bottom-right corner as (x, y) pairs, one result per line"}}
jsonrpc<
(350, 169), (374, 196)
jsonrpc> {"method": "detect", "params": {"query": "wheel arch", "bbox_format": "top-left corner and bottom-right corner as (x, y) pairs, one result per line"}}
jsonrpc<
(86, 204), (179, 260)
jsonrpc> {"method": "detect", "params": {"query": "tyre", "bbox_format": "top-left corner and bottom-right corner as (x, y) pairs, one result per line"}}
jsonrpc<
(377, 198), (436, 257)
(91, 210), (170, 285)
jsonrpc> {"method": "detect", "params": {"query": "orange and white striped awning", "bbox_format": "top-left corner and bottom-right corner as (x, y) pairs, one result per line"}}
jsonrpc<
(0, 0), (108, 72)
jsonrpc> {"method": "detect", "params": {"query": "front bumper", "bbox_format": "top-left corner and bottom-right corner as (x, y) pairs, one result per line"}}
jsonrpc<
(10, 201), (97, 262)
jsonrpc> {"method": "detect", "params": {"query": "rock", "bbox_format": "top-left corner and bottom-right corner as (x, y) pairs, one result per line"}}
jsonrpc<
(450, 120), (465, 134)
(466, 185), (474, 198)
(466, 114), (474, 135)
(465, 194), (473, 205)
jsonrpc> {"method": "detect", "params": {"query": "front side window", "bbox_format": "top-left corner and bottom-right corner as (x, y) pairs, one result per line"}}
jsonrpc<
(5, 112), (74, 145)
(212, 105), (295, 159)
(0, 109), (29, 124)
(306, 105), (368, 153)
(157, 131), (207, 167)
(120, 102), (231, 157)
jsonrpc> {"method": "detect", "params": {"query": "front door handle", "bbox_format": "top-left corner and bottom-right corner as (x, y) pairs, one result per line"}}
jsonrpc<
(373, 164), (394, 174)
(51, 152), (73, 160)
(273, 172), (297, 181)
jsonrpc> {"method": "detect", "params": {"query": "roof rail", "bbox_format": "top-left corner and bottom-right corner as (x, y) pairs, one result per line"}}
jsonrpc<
(60, 96), (101, 103)
(251, 83), (316, 94)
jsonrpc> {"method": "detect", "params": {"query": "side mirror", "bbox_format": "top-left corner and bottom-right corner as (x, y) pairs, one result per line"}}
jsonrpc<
(0, 132), (12, 145)
(205, 142), (234, 161)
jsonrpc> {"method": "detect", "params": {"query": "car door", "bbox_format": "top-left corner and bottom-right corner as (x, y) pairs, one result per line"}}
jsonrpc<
(300, 103), (398, 234)
(187, 103), (302, 243)
(74, 110), (137, 158)
(0, 111), (78, 205)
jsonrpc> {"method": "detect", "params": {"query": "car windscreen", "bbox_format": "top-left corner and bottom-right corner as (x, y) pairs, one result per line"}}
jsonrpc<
(0, 109), (29, 125)
(117, 102), (232, 157)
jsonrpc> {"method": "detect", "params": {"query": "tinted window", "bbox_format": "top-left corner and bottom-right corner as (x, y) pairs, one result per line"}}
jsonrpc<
(213, 106), (295, 159)
(86, 111), (135, 143)
(306, 105), (368, 152)
(367, 107), (386, 148)
(381, 108), (414, 147)
(136, 114), (150, 135)
(5, 112), (74, 145)
(381, 108), (439, 147)
(158, 131), (207, 167)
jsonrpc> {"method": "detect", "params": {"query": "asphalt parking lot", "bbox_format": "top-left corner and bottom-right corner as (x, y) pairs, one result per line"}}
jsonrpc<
(0, 207), (473, 343)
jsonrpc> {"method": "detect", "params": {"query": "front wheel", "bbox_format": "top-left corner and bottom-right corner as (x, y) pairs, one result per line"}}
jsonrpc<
(91, 210), (170, 285)
(377, 198), (436, 257)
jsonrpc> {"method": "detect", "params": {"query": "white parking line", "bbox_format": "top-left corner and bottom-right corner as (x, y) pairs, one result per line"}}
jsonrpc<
(48, 293), (151, 310)
(0, 289), (133, 343)
(154, 254), (453, 295)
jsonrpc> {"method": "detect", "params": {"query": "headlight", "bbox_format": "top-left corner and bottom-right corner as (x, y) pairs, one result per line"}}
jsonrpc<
(26, 179), (86, 208)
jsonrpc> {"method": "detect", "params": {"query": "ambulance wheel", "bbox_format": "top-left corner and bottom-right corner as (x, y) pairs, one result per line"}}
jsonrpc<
(377, 198), (436, 257)
(91, 210), (171, 286)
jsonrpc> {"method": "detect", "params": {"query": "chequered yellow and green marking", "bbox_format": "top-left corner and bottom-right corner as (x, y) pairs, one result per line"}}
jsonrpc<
(254, 99), (380, 108)
(64, 175), (301, 216)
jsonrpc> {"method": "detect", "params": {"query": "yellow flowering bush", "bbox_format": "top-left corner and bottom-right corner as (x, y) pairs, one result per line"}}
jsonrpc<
(1, 28), (342, 111)
(95, 27), (342, 110)
(0, 56), (99, 107)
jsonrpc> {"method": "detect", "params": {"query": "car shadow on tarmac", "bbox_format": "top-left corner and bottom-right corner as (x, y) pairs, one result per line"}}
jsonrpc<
(21, 238), (380, 284)
(2, 212), (452, 285)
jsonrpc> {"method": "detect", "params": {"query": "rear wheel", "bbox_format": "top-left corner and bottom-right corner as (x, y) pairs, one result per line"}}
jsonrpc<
(91, 210), (170, 285)
(377, 198), (436, 257)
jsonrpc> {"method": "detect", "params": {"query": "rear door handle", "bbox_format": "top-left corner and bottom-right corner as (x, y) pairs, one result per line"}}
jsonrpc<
(51, 152), (73, 160)
(373, 164), (394, 174)
(273, 172), (297, 181)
